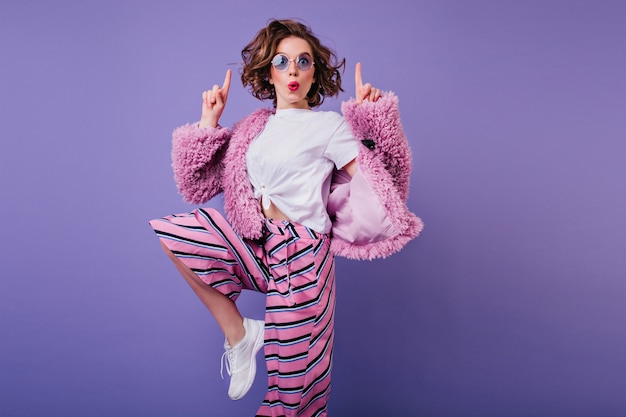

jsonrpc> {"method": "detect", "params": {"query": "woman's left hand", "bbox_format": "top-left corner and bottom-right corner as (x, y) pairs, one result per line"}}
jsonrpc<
(355, 62), (381, 104)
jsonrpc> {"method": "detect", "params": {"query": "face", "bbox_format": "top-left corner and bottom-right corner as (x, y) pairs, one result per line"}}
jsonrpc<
(268, 36), (316, 110)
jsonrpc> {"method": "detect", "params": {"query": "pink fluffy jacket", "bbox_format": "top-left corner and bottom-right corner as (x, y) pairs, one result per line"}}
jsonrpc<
(171, 92), (423, 260)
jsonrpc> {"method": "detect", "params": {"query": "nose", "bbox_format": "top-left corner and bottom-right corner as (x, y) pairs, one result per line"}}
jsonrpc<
(287, 60), (298, 75)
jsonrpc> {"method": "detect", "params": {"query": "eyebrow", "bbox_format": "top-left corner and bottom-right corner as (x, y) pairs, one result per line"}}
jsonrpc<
(275, 51), (312, 56)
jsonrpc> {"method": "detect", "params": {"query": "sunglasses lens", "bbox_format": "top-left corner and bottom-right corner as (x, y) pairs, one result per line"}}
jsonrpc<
(272, 54), (290, 71)
(296, 54), (312, 71)
(271, 53), (314, 71)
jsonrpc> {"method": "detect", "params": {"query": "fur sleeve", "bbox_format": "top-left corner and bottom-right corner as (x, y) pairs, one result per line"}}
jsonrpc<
(171, 123), (230, 205)
(341, 92), (412, 201)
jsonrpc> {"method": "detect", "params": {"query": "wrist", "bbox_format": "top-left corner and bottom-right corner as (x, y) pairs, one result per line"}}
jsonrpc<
(199, 119), (218, 129)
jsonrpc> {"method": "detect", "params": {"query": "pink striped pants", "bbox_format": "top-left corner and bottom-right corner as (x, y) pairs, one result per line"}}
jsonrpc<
(149, 208), (335, 417)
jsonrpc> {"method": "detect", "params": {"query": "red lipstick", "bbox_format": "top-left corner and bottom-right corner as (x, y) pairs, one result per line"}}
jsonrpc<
(288, 81), (299, 91)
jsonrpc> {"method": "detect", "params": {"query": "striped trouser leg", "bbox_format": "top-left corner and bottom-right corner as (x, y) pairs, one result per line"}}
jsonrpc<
(149, 209), (336, 416)
(256, 221), (336, 417)
(148, 207), (270, 298)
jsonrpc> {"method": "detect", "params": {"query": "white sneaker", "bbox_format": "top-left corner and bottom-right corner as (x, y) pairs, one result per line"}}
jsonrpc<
(220, 318), (265, 400)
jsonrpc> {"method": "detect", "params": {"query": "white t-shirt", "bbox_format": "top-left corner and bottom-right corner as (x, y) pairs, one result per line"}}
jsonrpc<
(246, 108), (359, 233)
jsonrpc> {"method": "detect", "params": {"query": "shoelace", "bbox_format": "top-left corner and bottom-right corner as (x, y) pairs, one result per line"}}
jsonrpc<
(220, 346), (236, 379)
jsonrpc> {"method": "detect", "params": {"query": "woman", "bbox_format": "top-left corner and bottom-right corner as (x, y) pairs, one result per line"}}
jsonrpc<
(149, 18), (422, 417)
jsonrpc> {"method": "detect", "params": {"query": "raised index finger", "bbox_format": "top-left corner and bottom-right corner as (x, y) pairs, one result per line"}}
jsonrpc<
(355, 62), (363, 89)
(221, 69), (232, 96)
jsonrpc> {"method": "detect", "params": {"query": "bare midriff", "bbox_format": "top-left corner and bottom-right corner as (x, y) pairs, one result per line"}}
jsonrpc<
(261, 199), (290, 221)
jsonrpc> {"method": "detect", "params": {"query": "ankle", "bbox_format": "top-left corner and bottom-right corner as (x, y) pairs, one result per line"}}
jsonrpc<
(225, 322), (245, 347)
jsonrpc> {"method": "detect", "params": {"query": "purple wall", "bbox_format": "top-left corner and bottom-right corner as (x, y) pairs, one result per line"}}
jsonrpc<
(2, 1), (625, 416)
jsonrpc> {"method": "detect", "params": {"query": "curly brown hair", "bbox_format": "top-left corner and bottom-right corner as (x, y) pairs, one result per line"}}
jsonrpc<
(241, 19), (345, 108)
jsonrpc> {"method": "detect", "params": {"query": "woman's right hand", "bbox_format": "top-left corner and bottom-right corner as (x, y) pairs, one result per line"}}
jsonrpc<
(199, 69), (231, 128)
